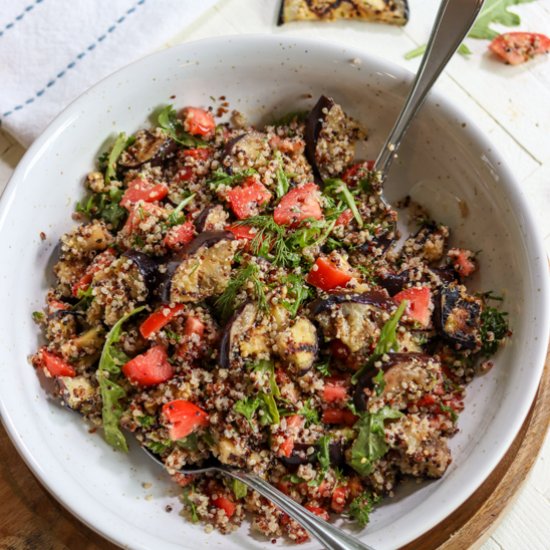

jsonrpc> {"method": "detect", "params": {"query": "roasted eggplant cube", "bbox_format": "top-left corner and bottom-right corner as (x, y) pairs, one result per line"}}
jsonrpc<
(434, 283), (482, 350)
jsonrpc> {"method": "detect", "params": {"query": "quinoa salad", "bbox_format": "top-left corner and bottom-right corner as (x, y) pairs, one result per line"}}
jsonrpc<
(31, 96), (509, 543)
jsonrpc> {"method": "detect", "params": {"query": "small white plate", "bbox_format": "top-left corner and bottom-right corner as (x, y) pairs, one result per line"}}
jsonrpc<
(0, 35), (548, 550)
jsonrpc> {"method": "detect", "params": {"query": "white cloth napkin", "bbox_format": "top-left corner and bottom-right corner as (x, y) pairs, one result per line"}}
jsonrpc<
(0, 0), (218, 147)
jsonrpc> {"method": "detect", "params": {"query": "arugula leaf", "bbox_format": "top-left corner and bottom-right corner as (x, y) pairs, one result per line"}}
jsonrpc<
(281, 274), (313, 318)
(324, 178), (363, 228)
(157, 105), (208, 147)
(348, 492), (380, 527)
(317, 435), (331, 473)
(215, 263), (267, 321)
(182, 486), (200, 523)
(405, 42), (472, 60)
(105, 133), (129, 185)
(176, 433), (199, 451)
(260, 393), (280, 425)
(480, 305), (509, 357)
(166, 193), (196, 227)
(76, 187), (127, 231)
(252, 360), (281, 398)
(232, 479), (248, 499)
(207, 168), (257, 188)
(97, 306), (146, 451)
(469, 0), (533, 39)
(234, 397), (261, 425)
(352, 301), (407, 384)
(372, 369), (386, 396)
(349, 407), (403, 476)
(274, 151), (290, 199)
(374, 300), (407, 356)
(146, 439), (172, 455)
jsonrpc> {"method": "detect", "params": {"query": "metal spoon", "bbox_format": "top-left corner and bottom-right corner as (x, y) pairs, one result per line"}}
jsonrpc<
(376, 0), (484, 180)
(144, 1), (484, 548)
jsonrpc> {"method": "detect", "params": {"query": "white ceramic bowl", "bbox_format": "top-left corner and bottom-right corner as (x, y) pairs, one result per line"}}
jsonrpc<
(0, 35), (548, 550)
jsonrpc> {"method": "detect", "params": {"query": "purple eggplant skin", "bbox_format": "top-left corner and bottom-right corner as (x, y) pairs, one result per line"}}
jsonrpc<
(431, 266), (457, 285)
(194, 206), (216, 233)
(223, 134), (246, 158)
(156, 231), (235, 304)
(218, 307), (241, 370)
(358, 229), (396, 256)
(280, 443), (316, 467)
(433, 284), (482, 350)
(304, 95), (335, 184)
(353, 352), (431, 412)
(118, 130), (178, 168)
(377, 271), (410, 296)
(123, 250), (161, 293)
(183, 230), (234, 256)
(328, 441), (346, 468)
(308, 291), (391, 316)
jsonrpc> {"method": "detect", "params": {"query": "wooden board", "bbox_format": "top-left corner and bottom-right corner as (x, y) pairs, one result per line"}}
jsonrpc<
(1, 356), (549, 550)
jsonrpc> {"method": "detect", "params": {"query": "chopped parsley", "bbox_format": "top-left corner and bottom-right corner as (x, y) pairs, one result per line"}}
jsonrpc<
(281, 274), (313, 317)
(76, 186), (127, 231)
(137, 414), (156, 428)
(480, 305), (509, 357)
(348, 492), (380, 527)
(315, 359), (332, 377)
(32, 311), (45, 322)
(297, 400), (320, 426)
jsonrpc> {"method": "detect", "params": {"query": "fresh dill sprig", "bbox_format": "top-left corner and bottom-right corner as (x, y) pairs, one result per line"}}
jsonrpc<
(215, 263), (267, 320)
(207, 168), (257, 188)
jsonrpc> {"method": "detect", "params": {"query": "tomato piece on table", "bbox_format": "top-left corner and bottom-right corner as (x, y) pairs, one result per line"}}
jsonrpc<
(489, 32), (550, 65)
(342, 160), (375, 187)
(37, 348), (76, 377)
(306, 257), (352, 291)
(212, 496), (236, 518)
(122, 345), (174, 386)
(182, 107), (216, 138)
(393, 286), (432, 327)
(139, 304), (186, 339)
(273, 182), (322, 227)
(322, 408), (358, 426)
(305, 505), (330, 521)
(322, 378), (348, 403)
(448, 248), (476, 278)
(120, 178), (168, 209)
(163, 221), (196, 249)
(162, 399), (209, 440)
(335, 209), (354, 227)
(226, 178), (272, 219)
(71, 248), (116, 297)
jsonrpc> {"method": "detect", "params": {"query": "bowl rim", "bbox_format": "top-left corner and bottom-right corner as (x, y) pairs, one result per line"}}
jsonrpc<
(1, 33), (548, 550)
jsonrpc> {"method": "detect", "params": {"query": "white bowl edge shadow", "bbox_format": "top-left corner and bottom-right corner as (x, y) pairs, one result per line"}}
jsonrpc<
(0, 35), (548, 550)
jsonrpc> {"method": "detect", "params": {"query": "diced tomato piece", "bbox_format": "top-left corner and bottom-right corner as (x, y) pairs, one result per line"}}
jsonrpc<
(393, 286), (432, 327)
(331, 485), (349, 513)
(322, 408), (358, 426)
(162, 399), (209, 440)
(342, 160), (375, 187)
(322, 379), (348, 403)
(173, 167), (195, 183)
(163, 221), (196, 249)
(226, 224), (256, 241)
(226, 178), (272, 219)
(448, 248), (476, 278)
(212, 496), (236, 518)
(38, 348), (76, 377)
(286, 414), (305, 430)
(277, 481), (291, 495)
(416, 394), (437, 408)
(172, 473), (195, 487)
(489, 32), (550, 65)
(71, 248), (116, 297)
(306, 257), (352, 291)
(139, 304), (185, 339)
(120, 178), (168, 209)
(47, 299), (69, 314)
(176, 316), (205, 360)
(305, 505), (330, 521)
(273, 183), (322, 227)
(279, 436), (294, 458)
(182, 147), (212, 160)
(335, 209), (354, 227)
(123, 202), (164, 234)
(122, 345), (174, 387)
(269, 135), (305, 154)
(182, 107), (216, 138)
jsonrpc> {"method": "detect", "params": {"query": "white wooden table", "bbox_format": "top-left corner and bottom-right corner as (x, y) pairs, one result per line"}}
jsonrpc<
(1, 1), (549, 548)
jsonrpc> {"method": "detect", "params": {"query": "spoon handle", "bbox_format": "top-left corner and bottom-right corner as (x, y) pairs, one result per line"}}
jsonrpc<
(225, 470), (375, 550)
(375, 0), (484, 178)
